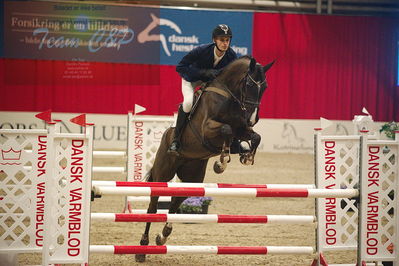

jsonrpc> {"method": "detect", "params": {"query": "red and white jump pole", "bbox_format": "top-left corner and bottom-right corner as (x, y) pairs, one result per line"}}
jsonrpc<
(94, 187), (359, 198)
(92, 181), (315, 189)
(90, 245), (315, 255)
(90, 213), (316, 224)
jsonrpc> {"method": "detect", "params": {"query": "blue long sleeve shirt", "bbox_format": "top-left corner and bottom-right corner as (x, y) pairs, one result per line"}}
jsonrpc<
(176, 43), (237, 82)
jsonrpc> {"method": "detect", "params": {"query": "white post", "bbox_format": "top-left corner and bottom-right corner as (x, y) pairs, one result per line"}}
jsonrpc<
(125, 113), (175, 212)
(0, 128), (49, 254)
(316, 131), (361, 264)
(314, 128), (322, 266)
(359, 130), (399, 264)
(42, 122), (94, 265)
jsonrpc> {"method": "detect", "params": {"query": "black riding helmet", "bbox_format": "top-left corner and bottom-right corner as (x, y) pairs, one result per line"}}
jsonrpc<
(212, 24), (232, 52)
(212, 24), (232, 39)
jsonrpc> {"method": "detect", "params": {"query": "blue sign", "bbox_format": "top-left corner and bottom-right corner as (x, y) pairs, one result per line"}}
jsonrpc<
(159, 9), (253, 65)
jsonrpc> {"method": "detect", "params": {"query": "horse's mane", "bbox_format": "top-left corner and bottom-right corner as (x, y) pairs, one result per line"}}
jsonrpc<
(221, 56), (251, 76)
(215, 56), (251, 89)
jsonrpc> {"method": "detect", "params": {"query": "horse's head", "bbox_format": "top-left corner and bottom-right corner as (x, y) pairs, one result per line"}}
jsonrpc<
(215, 56), (275, 127)
(244, 57), (275, 125)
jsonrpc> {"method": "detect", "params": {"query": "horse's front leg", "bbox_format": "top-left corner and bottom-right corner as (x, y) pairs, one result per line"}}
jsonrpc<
(240, 129), (261, 165)
(213, 124), (233, 174)
(201, 119), (233, 173)
(135, 196), (159, 263)
(155, 196), (187, 245)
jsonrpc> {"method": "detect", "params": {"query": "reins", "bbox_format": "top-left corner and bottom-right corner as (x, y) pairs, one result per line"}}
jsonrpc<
(186, 88), (224, 155)
(213, 71), (265, 111)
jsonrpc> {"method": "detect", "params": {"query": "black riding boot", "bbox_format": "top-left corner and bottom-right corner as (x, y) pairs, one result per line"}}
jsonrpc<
(168, 106), (189, 156)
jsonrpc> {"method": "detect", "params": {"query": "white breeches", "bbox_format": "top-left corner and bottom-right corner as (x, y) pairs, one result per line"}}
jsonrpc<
(181, 79), (201, 113)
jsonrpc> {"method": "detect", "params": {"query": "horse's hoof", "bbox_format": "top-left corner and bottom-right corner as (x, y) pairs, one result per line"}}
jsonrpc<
(240, 154), (253, 165)
(156, 234), (166, 245)
(213, 161), (225, 174)
(135, 254), (146, 263)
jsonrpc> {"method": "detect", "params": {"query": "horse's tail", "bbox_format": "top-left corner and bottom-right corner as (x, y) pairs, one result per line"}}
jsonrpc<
(144, 168), (153, 182)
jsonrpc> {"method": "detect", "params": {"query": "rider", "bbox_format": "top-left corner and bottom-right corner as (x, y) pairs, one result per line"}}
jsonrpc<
(168, 24), (238, 155)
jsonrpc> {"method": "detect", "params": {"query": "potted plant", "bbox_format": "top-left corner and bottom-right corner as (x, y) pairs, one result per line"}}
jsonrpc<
(178, 196), (212, 214)
(380, 121), (399, 140)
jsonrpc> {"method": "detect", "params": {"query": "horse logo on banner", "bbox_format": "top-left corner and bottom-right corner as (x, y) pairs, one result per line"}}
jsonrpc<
(137, 13), (181, 56)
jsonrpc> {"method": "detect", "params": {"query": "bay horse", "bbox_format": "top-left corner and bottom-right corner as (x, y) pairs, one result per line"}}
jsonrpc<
(135, 56), (274, 262)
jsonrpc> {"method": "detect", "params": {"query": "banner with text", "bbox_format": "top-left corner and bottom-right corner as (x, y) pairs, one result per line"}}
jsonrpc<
(2, 1), (253, 65)
(3, 1), (160, 64)
(159, 8), (253, 65)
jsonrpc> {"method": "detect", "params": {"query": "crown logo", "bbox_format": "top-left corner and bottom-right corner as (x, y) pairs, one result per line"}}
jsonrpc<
(1, 148), (22, 160)
(220, 24), (229, 34)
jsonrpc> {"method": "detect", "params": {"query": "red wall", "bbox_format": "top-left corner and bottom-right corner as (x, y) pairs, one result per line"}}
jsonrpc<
(253, 13), (398, 121)
(0, 59), (182, 115)
(1, 12), (398, 121)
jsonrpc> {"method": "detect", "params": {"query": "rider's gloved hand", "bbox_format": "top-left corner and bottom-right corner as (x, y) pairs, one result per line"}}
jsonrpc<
(199, 69), (220, 81)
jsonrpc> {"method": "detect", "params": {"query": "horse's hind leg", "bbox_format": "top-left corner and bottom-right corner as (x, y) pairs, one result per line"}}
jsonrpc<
(135, 196), (159, 263)
(155, 159), (208, 245)
(155, 196), (187, 245)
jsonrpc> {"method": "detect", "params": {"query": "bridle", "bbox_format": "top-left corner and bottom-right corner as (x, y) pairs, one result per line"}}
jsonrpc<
(223, 70), (266, 112)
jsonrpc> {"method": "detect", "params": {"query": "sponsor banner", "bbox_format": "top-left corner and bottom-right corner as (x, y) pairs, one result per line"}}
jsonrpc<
(255, 119), (316, 154)
(4, 1), (160, 64)
(254, 118), (383, 154)
(1, 112), (384, 153)
(0, 1), (253, 65)
(3, 1), (252, 65)
(159, 8), (253, 65)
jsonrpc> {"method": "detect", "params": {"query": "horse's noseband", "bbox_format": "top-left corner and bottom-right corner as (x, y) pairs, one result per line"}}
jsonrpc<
(239, 71), (265, 111)
(247, 72), (266, 90)
(216, 71), (265, 112)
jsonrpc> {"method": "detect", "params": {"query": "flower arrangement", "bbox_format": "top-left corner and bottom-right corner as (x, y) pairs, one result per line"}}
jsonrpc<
(380, 121), (399, 140)
(179, 197), (212, 214)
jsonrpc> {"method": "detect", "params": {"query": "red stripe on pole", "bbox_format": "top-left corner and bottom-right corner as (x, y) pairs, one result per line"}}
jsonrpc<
(115, 214), (167, 222)
(115, 182), (269, 188)
(115, 182), (168, 187)
(256, 188), (309, 197)
(114, 245), (167, 254)
(217, 183), (267, 188)
(217, 215), (268, 223)
(150, 187), (206, 197)
(217, 246), (268, 254)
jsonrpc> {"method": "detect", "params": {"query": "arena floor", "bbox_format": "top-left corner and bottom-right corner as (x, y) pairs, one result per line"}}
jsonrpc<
(19, 152), (355, 265)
